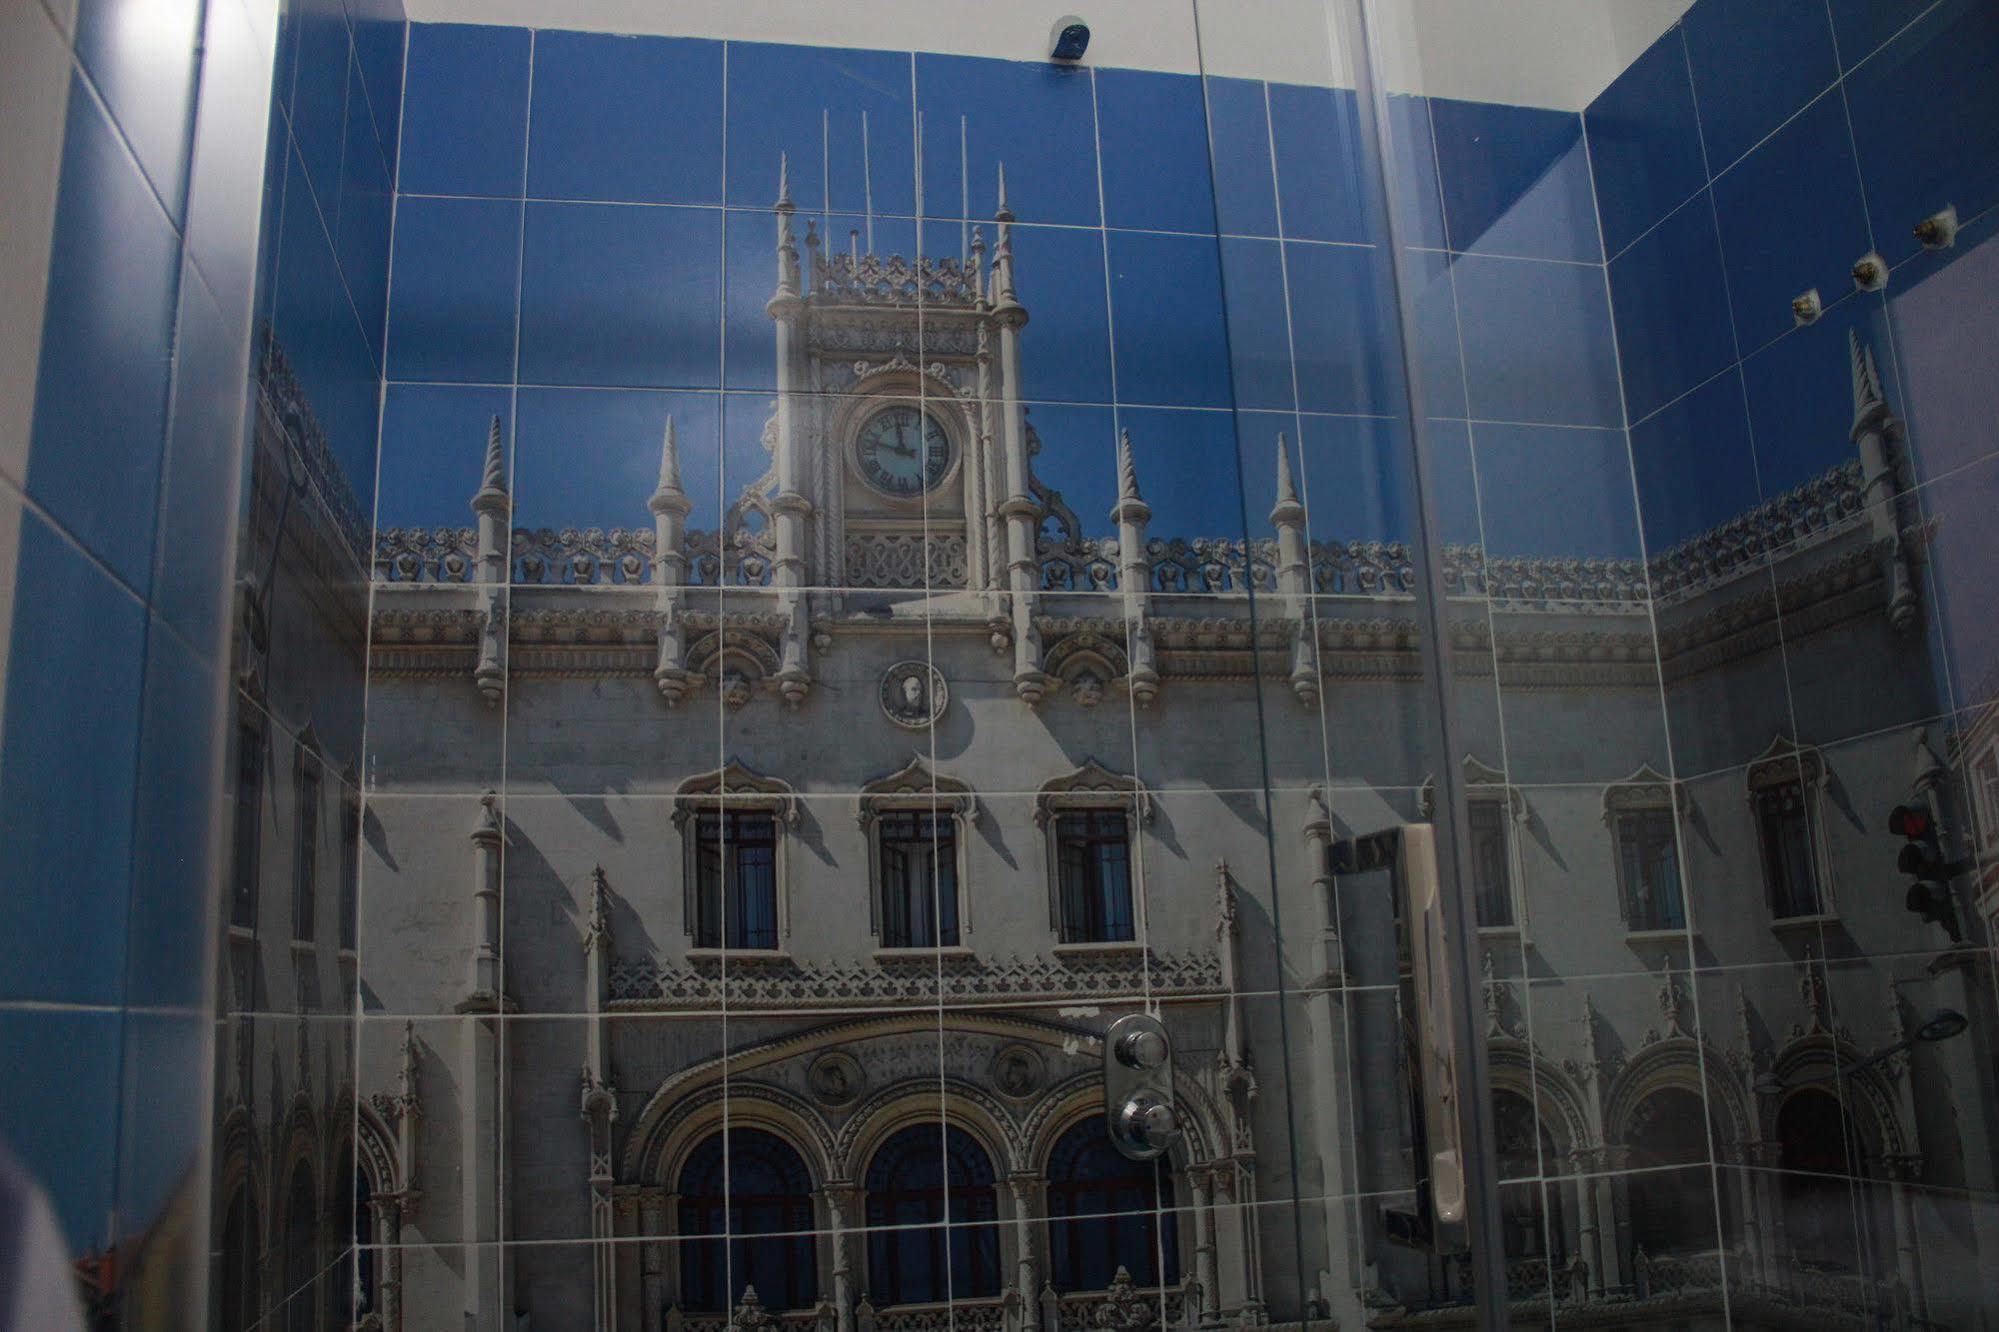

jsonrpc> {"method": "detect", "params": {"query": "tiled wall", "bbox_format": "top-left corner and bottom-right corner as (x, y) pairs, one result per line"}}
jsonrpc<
(0, 0), (280, 1312)
(1583, 0), (1999, 1314)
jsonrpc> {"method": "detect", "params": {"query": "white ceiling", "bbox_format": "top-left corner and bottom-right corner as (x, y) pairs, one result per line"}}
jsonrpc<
(401, 0), (1695, 111)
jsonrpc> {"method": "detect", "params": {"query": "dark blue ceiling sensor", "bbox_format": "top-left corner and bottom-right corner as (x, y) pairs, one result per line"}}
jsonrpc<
(1050, 16), (1090, 62)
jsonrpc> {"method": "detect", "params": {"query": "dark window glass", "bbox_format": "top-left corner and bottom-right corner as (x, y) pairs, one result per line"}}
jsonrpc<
(1615, 808), (1684, 931)
(230, 724), (263, 929)
(1046, 1116), (1178, 1292)
(1776, 1089), (1863, 1273)
(679, 1129), (817, 1312)
(694, 810), (778, 949)
(1056, 810), (1134, 943)
(879, 810), (959, 948)
(283, 1161), (318, 1332)
(1755, 780), (1823, 919)
(1493, 1090), (1564, 1261)
(864, 1124), (1000, 1305)
(293, 765), (321, 941)
(218, 1187), (259, 1332)
(1468, 799), (1512, 927)
(338, 796), (360, 952)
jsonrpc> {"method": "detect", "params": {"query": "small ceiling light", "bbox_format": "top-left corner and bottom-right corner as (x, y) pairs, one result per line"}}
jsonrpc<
(1050, 16), (1090, 62)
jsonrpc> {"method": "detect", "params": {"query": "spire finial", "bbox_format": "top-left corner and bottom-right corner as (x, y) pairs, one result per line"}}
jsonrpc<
(1275, 432), (1299, 505)
(1118, 428), (1143, 503)
(776, 151), (792, 210)
(1849, 327), (1888, 436)
(481, 415), (507, 495)
(996, 161), (1012, 221)
(657, 415), (682, 491)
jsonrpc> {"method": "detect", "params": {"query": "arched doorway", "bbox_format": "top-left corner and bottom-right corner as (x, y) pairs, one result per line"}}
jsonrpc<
(1493, 1089), (1565, 1261)
(864, 1123), (1001, 1305)
(1775, 1088), (1864, 1274)
(218, 1181), (260, 1332)
(1624, 1087), (1719, 1258)
(678, 1128), (819, 1312)
(1046, 1115), (1179, 1292)
(282, 1159), (318, 1332)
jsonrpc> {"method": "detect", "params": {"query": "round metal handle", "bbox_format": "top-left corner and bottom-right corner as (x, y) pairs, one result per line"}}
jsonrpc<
(1116, 1028), (1168, 1070)
(1119, 1095), (1180, 1155)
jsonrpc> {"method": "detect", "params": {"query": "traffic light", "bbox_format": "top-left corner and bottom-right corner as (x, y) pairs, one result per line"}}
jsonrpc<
(1889, 804), (1966, 942)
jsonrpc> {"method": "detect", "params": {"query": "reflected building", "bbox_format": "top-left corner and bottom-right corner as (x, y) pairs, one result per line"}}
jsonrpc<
(224, 175), (1999, 1331)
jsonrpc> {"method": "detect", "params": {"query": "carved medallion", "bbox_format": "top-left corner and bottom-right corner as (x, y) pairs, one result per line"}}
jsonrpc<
(991, 1044), (1044, 1100)
(806, 1051), (865, 1108)
(879, 661), (948, 730)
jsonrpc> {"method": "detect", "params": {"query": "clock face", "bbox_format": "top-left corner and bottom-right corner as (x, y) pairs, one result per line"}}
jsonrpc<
(855, 406), (951, 498)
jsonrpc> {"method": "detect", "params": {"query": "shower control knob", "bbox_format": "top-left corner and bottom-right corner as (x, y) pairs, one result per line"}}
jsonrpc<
(1116, 1027), (1168, 1070)
(1118, 1095), (1180, 1156)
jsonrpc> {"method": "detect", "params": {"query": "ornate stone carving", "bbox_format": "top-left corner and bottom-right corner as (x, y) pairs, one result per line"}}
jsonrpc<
(878, 661), (948, 730)
(844, 532), (967, 589)
(806, 1051), (865, 1108)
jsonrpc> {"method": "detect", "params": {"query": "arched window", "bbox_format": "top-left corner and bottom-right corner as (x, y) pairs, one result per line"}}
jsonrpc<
(282, 1160), (318, 1332)
(1625, 1087), (1717, 1257)
(678, 1129), (817, 1313)
(1776, 1088), (1862, 1273)
(218, 1183), (260, 1332)
(1493, 1089), (1565, 1260)
(864, 1124), (1000, 1306)
(1046, 1116), (1178, 1293)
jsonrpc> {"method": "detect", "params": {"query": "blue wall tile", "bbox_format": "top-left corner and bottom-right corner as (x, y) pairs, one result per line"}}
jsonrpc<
(1286, 241), (1398, 417)
(1096, 68), (1216, 235)
(288, 0), (351, 198)
(529, 31), (724, 206)
(1406, 247), (1466, 419)
(1826, 0), (1933, 70)
(125, 615), (221, 1009)
(351, 6), (405, 177)
(1203, 77), (1278, 238)
(1683, 0), (1840, 171)
(336, 55), (395, 366)
(1385, 93), (1447, 253)
(1711, 91), (1870, 353)
(1013, 403), (1116, 545)
(1843, 0), (1999, 266)
(520, 202), (721, 389)
(73, 0), (202, 222)
(1470, 423), (1641, 559)
(1430, 98), (1599, 262)
(1107, 230), (1232, 409)
(1607, 196), (1734, 422)
(729, 43), (916, 218)
(1886, 211), (1999, 483)
(1268, 83), (1368, 244)
(1738, 293), (1891, 495)
(375, 383), (513, 533)
(399, 24), (531, 197)
(1218, 238), (1291, 412)
(1456, 255), (1621, 427)
(1286, 413), (1417, 547)
(29, 81), (180, 596)
(514, 389), (723, 536)
(1001, 224), (1113, 405)
(0, 1007), (121, 1251)
(154, 277), (251, 654)
(916, 54), (1097, 225)
(386, 195), (520, 384)
(0, 512), (146, 1005)
(1585, 26), (1706, 257)
(1629, 367), (1759, 551)
(114, 1009), (209, 1250)
(1116, 406), (1245, 551)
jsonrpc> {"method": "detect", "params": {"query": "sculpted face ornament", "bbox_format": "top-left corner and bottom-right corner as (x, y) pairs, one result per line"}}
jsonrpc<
(880, 661), (948, 730)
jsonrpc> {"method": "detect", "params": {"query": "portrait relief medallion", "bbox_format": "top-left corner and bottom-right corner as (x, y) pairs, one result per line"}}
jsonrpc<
(879, 661), (948, 730)
(806, 1051), (865, 1108)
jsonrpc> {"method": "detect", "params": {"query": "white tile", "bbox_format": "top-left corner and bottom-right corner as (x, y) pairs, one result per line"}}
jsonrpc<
(0, 1), (74, 488)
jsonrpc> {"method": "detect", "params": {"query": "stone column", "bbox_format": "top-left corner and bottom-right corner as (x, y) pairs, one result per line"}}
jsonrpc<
(465, 793), (503, 1003)
(1187, 1168), (1221, 1325)
(821, 1184), (857, 1332)
(643, 1190), (674, 1330)
(1886, 1161), (1925, 1323)
(1848, 329), (1917, 630)
(1008, 1176), (1043, 1332)
(650, 416), (695, 703)
(1269, 436), (1318, 706)
(989, 168), (1045, 704)
(469, 415), (510, 703)
(767, 156), (814, 706)
(1110, 432), (1158, 704)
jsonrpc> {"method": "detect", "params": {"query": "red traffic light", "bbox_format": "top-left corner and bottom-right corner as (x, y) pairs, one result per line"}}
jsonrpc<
(1889, 804), (1932, 839)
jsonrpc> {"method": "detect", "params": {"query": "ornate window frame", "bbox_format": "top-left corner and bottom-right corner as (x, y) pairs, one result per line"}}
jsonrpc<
(674, 761), (799, 955)
(1744, 735), (1836, 926)
(1421, 754), (1527, 935)
(858, 757), (977, 954)
(1035, 759), (1152, 950)
(1603, 764), (1690, 938)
